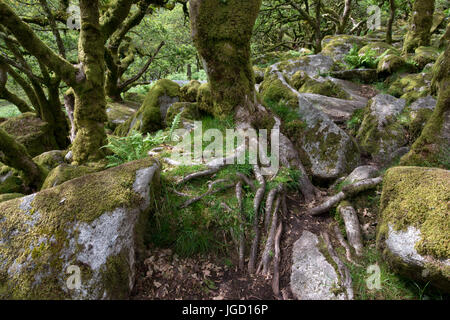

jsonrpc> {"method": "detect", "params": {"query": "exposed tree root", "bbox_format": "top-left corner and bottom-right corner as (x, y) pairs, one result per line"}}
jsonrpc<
(235, 181), (246, 271)
(248, 164), (266, 274)
(322, 231), (354, 300)
(333, 224), (361, 266)
(338, 203), (364, 256)
(176, 167), (220, 185)
(258, 195), (280, 275)
(309, 177), (383, 216)
(179, 179), (234, 209)
(272, 222), (282, 299)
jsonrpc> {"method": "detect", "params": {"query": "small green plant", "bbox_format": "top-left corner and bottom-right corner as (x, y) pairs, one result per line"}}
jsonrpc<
(103, 112), (182, 167)
(344, 45), (388, 69)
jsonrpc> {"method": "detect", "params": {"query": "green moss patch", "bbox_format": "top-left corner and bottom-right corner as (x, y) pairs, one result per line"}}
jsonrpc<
(378, 166), (450, 260)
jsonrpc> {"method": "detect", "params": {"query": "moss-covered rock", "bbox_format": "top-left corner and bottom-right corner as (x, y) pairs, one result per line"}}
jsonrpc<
(413, 46), (440, 70)
(122, 92), (146, 105)
(0, 166), (24, 194)
(376, 54), (412, 76)
(32, 151), (65, 172)
(356, 94), (408, 166)
(196, 82), (214, 114)
(114, 79), (181, 136)
(321, 35), (367, 63)
(0, 113), (59, 157)
(387, 72), (433, 105)
(358, 42), (399, 56)
(289, 70), (310, 90)
(41, 164), (103, 190)
(399, 96), (437, 142)
(376, 166), (450, 292)
(253, 66), (266, 84)
(431, 11), (446, 34)
(165, 102), (201, 125)
(180, 80), (202, 103)
(401, 47), (450, 169)
(0, 158), (160, 299)
(298, 78), (350, 100)
(106, 101), (138, 130)
(261, 63), (360, 180)
(330, 69), (378, 84)
(0, 193), (23, 203)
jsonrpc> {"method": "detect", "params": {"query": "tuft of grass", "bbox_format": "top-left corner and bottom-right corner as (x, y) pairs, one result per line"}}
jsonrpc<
(345, 246), (446, 300)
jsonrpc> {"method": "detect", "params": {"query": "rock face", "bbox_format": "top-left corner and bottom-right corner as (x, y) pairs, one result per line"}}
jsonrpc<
(413, 46), (440, 70)
(290, 231), (352, 300)
(388, 72), (432, 105)
(321, 35), (367, 63)
(115, 79), (180, 136)
(106, 101), (138, 129)
(0, 166), (24, 194)
(260, 61), (360, 180)
(0, 158), (160, 299)
(32, 150), (65, 172)
(0, 112), (58, 157)
(377, 166), (450, 292)
(356, 94), (408, 165)
(41, 164), (101, 190)
(343, 165), (379, 185)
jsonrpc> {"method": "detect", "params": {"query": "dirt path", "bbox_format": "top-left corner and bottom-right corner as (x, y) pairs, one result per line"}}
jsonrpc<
(131, 190), (334, 300)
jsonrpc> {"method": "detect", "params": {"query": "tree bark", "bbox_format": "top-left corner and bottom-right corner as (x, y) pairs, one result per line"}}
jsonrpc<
(402, 0), (435, 54)
(70, 0), (108, 164)
(0, 127), (45, 190)
(400, 45), (450, 168)
(386, 0), (395, 44)
(189, 0), (261, 118)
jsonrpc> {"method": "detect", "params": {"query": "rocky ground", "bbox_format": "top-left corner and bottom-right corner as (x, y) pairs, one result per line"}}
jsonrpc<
(1, 21), (449, 300)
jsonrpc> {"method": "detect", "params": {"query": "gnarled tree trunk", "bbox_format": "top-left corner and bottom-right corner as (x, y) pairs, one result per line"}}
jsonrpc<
(402, 0), (435, 54)
(0, 127), (45, 191)
(400, 45), (450, 167)
(189, 0), (261, 118)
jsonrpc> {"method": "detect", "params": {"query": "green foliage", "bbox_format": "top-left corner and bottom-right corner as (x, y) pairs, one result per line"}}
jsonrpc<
(345, 247), (446, 300)
(344, 45), (390, 69)
(264, 99), (298, 123)
(103, 112), (182, 167)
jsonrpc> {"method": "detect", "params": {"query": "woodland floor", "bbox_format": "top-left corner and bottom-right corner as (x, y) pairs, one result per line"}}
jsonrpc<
(131, 190), (337, 300)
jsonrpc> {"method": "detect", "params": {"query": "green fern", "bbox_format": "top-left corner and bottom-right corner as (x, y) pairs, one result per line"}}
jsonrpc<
(102, 111), (183, 168)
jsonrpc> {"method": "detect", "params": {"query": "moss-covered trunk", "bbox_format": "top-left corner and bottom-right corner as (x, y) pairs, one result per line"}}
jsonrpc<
(400, 45), (450, 168)
(189, 0), (262, 118)
(386, 0), (395, 44)
(71, 0), (108, 164)
(402, 0), (435, 54)
(0, 127), (45, 190)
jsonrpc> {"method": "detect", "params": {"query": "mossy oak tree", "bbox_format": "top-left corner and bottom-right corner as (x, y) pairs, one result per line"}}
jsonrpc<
(402, 0), (435, 54)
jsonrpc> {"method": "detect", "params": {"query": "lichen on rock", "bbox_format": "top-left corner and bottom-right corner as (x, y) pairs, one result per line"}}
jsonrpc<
(0, 158), (160, 299)
(115, 79), (181, 136)
(376, 166), (450, 292)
